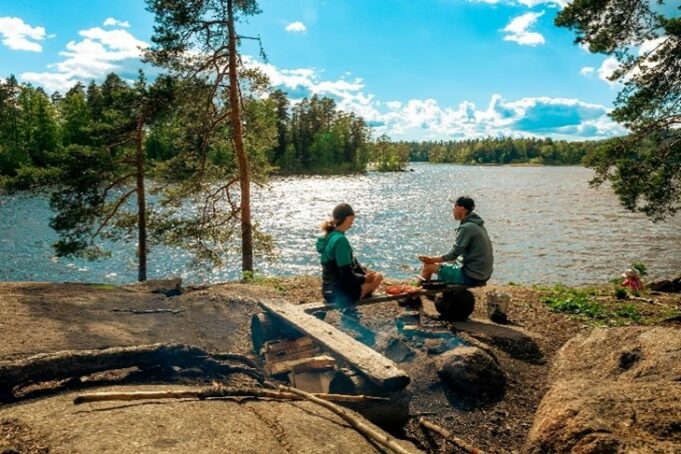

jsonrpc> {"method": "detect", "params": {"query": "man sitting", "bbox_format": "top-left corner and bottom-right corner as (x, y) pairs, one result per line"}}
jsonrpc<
(418, 195), (493, 286)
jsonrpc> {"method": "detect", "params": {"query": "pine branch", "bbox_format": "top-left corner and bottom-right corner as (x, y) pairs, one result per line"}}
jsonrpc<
(93, 188), (136, 238)
(101, 173), (136, 201)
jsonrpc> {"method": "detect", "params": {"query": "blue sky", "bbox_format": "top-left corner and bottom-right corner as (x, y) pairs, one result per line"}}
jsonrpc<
(0, 0), (641, 140)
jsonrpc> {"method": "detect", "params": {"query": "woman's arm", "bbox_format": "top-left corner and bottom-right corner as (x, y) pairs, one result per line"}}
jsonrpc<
(335, 237), (366, 288)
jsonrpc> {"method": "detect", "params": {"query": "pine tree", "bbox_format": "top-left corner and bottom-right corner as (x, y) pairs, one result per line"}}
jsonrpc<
(145, 0), (264, 276)
(556, 0), (681, 219)
(49, 73), (175, 281)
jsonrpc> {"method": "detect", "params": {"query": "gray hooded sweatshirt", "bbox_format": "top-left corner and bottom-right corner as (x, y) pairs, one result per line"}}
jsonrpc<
(442, 212), (493, 282)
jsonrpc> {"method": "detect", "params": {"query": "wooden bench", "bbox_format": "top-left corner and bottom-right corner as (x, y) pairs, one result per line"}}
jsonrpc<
(299, 284), (481, 321)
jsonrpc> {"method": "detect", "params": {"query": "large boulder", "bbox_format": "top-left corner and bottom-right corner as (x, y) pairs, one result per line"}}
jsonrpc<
(525, 326), (681, 453)
(437, 346), (505, 398)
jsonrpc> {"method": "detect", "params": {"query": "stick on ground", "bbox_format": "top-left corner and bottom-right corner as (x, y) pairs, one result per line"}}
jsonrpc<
(112, 308), (184, 315)
(419, 417), (486, 454)
(73, 387), (389, 405)
(281, 385), (415, 454)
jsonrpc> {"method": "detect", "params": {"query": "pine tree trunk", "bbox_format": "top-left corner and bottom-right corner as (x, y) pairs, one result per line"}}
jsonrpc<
(135, 116), (147, 282)
(227, 0), (253, 275)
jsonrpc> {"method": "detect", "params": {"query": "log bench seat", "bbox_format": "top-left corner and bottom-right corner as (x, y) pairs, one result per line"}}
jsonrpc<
(299, 283), (483, 321)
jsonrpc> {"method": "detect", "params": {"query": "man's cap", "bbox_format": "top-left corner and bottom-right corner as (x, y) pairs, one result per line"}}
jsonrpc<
(450, 195), (475, 211)
(332, 203), (355, 222)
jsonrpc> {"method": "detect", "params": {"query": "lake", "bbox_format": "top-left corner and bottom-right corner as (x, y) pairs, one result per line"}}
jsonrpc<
(1, 163), (680, 286)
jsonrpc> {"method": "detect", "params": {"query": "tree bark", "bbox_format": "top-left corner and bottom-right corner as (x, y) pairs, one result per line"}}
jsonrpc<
(135, 116), (147, 281)
(227, 0), (253, 275)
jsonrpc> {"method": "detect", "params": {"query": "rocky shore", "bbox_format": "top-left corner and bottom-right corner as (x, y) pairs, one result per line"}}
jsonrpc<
(0, 277), (679, 453)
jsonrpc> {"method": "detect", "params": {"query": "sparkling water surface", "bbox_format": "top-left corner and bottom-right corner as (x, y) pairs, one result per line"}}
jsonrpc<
(1, 163), (680, 285)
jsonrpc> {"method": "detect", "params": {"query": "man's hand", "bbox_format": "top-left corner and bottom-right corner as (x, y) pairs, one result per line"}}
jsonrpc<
(365, 270), (377, 283)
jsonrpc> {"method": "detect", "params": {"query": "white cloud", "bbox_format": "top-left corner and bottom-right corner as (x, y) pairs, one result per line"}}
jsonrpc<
(580, 66), (594, 76)
(467, 0), (567, 7)
(0, 17), (47, 52)
(502, 12), (545, 46)
(597, 56), (619, 86)
(370, 94), (626, 140)
(243, 55), (378, 114)
(583, 36), (669, 89)
(103, 17), (131, 28)
(20, 25), (148, 93)
(377, 95), (620, 140)
(637, 36), (669, 75)
(285, 21), (307, 33)
(20, 72), (79, 92)
(244, 58), (625, 141)
(516, 0), (567, 7)
(639, 36), (667, 56)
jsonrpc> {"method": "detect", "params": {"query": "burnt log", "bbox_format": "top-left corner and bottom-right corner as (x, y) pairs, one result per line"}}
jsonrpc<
(0, 343), (263, 401)
(258, 299), (410, 392)
(250, 312), (301, 355)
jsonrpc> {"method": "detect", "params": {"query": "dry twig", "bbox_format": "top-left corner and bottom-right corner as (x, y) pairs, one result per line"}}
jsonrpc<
(73, 386), (389, 405)
(281, 385), (414, 454)
(112, 308), (184, 315)
(419, 417), (486, 454)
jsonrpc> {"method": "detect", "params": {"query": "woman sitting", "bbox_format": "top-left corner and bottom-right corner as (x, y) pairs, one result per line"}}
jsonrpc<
(316, 203), (383, 306)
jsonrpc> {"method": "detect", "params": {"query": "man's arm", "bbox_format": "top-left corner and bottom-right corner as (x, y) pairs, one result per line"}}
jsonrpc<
(418, 255), (445, 265)
(441, 225), (471, 262)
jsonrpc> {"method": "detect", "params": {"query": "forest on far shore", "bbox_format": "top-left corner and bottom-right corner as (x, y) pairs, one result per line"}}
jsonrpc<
(0, 72), (605, 187)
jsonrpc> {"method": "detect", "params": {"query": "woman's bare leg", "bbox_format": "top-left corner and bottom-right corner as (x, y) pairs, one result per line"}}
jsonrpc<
(361, 272), (383, 299)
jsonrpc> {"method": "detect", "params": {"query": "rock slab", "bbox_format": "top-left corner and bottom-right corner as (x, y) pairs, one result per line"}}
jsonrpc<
(525, 326), (681, 453)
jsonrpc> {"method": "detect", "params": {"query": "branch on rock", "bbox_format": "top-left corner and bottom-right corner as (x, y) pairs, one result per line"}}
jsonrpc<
(112, 308), (185, 315)
(281, 385), (414, 454)
(73, 386), (388, 405)
(0, 343), (264, 401)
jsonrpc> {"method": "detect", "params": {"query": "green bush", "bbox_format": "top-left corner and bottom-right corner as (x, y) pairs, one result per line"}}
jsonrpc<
(631, 261), (648, 277)
(543, 286), (643, 326)
(614, 304), (641, 322)
(543, 287), (606, 319)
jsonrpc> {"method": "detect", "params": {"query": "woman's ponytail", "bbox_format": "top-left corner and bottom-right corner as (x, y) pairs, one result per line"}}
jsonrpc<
(320, 218), (336, 234)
